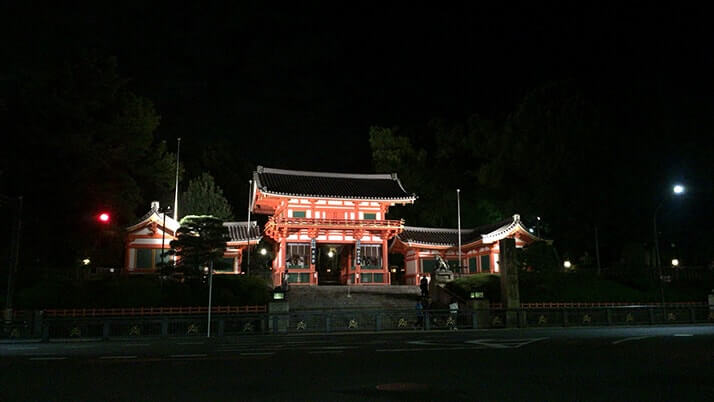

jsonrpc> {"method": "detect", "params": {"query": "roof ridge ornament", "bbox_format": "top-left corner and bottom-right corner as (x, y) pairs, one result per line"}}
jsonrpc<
(513, 214), (520, 222)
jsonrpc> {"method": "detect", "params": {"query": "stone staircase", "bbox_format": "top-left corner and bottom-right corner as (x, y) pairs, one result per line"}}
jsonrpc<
(286, 285), (421, 311)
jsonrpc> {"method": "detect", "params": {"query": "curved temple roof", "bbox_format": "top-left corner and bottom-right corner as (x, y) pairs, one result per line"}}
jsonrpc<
(223, 221), (262, 243)
(396, 214), (539, 247)
(253, 166), (416, 201)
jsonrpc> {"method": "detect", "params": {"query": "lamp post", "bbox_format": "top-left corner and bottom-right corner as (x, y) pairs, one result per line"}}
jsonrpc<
(207, 260), (214, 338)
(246, 180), (253, 275)
(456, 189), (462, 274)
(653, 184), (685, 308)
(2, 194), (22, 324)
(161, 205), (171, 272)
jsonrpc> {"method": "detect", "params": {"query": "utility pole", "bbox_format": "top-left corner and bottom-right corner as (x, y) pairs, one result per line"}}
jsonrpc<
(207, 260), (214, 338)
(456, 189), (462, 274)
(3, 195), (22, 323)
(246, 179), (253, 275)
(594, 225), (601, 276)
(173, 137), (181, 222)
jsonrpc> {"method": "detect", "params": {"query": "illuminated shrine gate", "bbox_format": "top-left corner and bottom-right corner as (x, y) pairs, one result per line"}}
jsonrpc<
(251, 166), (416, 287)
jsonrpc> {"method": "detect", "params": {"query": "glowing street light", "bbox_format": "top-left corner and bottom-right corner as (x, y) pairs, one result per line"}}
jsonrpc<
(673, 184), (685, 195)
(327, 250), (334, 258)
(82, 258), (91, 266)
(671, 258), (679, 267)
(563, 260), (572, 269)
(260, 248), (267, 256)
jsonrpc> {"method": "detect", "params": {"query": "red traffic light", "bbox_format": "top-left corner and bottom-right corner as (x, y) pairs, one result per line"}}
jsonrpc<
(98, 212), (110, 223)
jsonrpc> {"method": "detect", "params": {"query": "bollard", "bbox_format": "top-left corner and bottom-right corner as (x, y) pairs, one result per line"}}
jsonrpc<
(41, 323), (49, 342)
(218, 319), (225, 337)
(103, 321), (111, 340)
(161, 318), (169, 337)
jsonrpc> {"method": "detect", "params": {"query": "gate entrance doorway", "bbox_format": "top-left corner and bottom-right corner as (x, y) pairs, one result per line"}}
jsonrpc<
(316, 245), (348, 285)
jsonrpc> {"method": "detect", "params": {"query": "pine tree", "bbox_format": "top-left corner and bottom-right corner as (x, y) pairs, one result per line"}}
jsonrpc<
(179, 172), (234, 220)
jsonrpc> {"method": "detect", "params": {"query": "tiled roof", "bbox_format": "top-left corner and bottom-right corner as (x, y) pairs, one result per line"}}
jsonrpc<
(398, 218), (514, 246)
(253, 166), (416, 200)
(223, 221), (262, 242)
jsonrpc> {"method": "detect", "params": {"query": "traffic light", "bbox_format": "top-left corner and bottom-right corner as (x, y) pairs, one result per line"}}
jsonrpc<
(98, 212), (110, 223)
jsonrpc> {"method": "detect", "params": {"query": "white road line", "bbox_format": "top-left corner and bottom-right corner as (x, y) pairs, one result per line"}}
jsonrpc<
(239, 352), (275, 356)
(100, 355), (137, 359)
(673, 334), (693, 337)
(170, 353), (208, 358)
(377, 346), (487, 353)
(176, 342), (205, 345)
(7, 346), (39, 350)
(29, 357), (67, 361)
(465, 337), (549, 349)
(612, 336), (654, 345)
(122, 343), (150, 347)
(65, 345), (94, 349)
(308, 350), (343, 354)
(309, 346), (356, 350)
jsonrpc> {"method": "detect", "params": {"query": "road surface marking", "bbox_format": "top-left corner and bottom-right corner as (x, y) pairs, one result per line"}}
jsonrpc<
(240, 352), (275, 356)
(465, 338), (548, 349)
(7, 346), (39, 350)
(123, 343), (150, 347)
(377, 346), (487, 352)
(673, 334), (693, 337)
(309, 350), (343, 354)
(65, 345), (94, 349)
(612, 336), (654, 344)
(309, 346), (356, 350)
(29, 357), (67, 360)
(176, 342), (205, 345)
(170, 353), (208, 358)
(100, 355), (137, 359)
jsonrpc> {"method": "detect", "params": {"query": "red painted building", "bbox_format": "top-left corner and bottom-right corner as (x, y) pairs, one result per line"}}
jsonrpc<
(251, 166), (416, 286)
(390, 214), (542, 284)
(124, 202), (261, 274)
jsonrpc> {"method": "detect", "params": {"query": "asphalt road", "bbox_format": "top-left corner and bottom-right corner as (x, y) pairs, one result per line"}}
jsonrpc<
(1, 325), (713, 401)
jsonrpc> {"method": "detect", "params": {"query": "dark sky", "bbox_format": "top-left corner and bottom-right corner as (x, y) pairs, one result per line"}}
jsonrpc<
(6, 3), (713, 173)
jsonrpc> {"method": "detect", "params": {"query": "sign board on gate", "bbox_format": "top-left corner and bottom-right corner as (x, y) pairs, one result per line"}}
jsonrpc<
(311, 239), (316, 264)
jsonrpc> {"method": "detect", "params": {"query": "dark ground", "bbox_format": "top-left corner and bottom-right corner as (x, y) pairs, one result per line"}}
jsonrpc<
(2, 325), (713, 401)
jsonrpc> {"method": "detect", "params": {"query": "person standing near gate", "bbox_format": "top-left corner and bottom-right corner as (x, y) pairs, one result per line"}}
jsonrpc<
(420, 276), (429, 297)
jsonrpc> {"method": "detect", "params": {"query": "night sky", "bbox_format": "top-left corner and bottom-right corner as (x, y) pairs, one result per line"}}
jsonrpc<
(1, 4), (713, 268)
(8, 4), (712, 168)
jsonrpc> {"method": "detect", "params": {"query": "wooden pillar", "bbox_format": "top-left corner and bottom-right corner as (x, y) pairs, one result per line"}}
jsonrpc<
(236, 249), (243, 274)
(382, 237), (390, 285)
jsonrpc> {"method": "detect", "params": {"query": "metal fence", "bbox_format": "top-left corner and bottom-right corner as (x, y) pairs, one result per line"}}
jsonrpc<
(2, 306), (713, 341)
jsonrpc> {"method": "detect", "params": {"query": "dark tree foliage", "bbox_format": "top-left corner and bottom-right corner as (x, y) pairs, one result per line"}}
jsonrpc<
(0, 54), (176, 271)
(179, 172), (234, 220)
(168, 215), (229, 277)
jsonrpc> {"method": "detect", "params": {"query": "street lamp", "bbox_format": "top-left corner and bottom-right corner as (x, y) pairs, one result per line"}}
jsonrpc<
(653, 184), (685, 307)
(161, 205), (172, 270)
(671, 258), (679, 267)
(260, 248), (267, 256)
(563, 260), (572, 269)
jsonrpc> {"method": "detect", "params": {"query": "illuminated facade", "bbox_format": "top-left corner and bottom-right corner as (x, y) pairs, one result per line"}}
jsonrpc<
(390, 214), (541, 285)
(124, 202), (261, 274)
(251, 166), (416, 286)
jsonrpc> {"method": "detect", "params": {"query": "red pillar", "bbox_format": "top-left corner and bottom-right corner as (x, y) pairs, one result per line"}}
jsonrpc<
(382, 237), (390, 285)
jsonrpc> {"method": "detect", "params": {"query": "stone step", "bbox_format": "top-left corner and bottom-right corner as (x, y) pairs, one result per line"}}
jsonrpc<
(287, 285), (421, 311)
